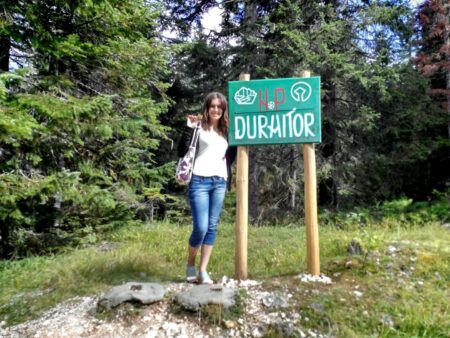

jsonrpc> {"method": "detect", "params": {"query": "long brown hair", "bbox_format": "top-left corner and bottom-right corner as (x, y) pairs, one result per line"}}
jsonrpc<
(201, 92), (229, 136)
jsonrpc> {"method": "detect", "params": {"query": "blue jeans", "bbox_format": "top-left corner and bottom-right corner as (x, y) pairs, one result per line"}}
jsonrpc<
(188, 175), (227, 247)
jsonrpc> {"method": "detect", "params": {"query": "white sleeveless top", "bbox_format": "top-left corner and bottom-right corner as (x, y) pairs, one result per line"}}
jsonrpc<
(193, 127), (228, 179)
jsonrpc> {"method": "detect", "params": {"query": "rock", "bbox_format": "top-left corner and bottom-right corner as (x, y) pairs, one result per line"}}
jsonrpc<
(353, 290), (363, 298)
(87, 306), (98, 316)
(162, 322), (179, 337)
(387, 245), (397, 255)
(144, 329), (159, 338)
(345, 260), (354, 269)
(223, 319), (237, 329)
(347, 239), (364, 255)
(380, 313), (394, 328)
(97, 282), (166, 311)
(272, 320), (295, 337)
(309, 302), (324, 313)
(175, 284), (238, 311)
(261, 294), (289, 309)
(251, 323), (268, 338)
(297, 273), (332, 284)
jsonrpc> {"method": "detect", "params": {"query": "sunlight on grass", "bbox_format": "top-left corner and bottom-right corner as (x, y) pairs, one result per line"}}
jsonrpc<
(1, 221), (449, 336)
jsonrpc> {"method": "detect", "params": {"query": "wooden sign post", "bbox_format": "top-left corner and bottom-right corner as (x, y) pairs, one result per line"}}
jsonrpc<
(301, 71), (320, 275)
(235, 72), (250, 280)
(229, 71), (321, 278)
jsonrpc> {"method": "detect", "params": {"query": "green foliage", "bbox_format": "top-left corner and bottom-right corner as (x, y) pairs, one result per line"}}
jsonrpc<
(0, 81), (172, 256)
(1, 211), (449, 337)
(2, 0), (449, 257)
(164, 0), (448, 222)
(0, 1), (173, 258)
(321, 195), (450, 231)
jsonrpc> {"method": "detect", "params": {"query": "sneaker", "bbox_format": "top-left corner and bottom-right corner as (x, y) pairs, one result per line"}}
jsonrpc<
(186, 265), (197, 283)
(198, 271), (213, 285)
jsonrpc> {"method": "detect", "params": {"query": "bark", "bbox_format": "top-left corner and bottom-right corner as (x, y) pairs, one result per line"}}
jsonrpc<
(248, 148), (260, 225)
(445, 14), (450, 141)
(0, 33), (10, 71)
(328, 83), (339, 209)
(290, 145), (299, 210)
(245, 1), (260, 225)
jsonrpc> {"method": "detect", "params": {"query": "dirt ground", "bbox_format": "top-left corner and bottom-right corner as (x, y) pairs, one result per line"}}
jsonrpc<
(1, 276), (331, 338)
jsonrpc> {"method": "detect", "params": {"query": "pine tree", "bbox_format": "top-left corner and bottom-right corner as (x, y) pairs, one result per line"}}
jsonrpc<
(216, 0), (418, 213)
(415, 0), (450, 140)
(163, 0), (427, 221)
(404, 0), (450, 199)
(0, 0), (172, 257)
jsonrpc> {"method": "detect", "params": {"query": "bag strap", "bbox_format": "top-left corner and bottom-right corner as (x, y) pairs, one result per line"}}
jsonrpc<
(189, 122), (201, 148)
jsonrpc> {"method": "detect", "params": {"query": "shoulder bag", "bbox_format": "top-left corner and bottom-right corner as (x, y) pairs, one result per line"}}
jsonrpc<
(175, 123), (201, 185)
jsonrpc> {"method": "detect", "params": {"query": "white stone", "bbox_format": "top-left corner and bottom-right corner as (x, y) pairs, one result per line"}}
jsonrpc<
(297, 273), (332, 284)
(353, 291), (363, 298)
(144, 330), (159, 338)
(251, 327), (264, 338)
(162, 322), (179, 336)
(388, 245), (397, 254)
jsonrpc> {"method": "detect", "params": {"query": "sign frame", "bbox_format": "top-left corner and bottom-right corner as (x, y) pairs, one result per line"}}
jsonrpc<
(228, 77), (321, 146)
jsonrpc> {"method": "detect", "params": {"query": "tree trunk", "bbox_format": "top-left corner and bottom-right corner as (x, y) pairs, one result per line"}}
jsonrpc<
(248, 148), (259, 225)
(328, 83), (339, 209)
(245, 1), (260, 225)
(290, 145), (299, 209)
(445, 13), (450, 141)
(0, 33), (10, 71)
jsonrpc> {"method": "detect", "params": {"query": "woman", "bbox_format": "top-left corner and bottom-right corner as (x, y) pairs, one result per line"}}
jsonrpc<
(177, 92), (236, 284)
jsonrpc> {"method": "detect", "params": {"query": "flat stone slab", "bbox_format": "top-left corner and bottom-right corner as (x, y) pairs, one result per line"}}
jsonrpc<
(262, 293), (289, 308)
(98, 282), (166, 311)
(175, 284), (238, 311)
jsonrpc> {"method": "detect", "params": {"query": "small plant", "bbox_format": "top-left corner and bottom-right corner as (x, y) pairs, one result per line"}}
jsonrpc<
(196, 288), (247, 326)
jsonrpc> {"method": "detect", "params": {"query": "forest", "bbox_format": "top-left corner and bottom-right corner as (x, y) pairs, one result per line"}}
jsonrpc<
(1, 0), (449, 259)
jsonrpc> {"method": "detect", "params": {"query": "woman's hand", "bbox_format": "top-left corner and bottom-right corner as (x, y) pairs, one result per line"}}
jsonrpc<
(187, 114), (201, 127)
(187, 115), (200, 123)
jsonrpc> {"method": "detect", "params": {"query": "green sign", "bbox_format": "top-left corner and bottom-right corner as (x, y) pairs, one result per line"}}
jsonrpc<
(228, 77), (321, 146)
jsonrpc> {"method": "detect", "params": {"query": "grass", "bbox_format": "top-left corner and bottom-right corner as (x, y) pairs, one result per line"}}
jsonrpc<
(1, 216), (450, 337)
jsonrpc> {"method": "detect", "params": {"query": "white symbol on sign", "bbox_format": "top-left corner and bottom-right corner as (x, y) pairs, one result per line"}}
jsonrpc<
(290, 81), (312, 102)
(234, 87), (257, 105)
(268, 102), (275, 110)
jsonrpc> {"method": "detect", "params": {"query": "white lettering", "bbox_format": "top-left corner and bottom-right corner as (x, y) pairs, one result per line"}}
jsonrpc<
(247, 115), (257, 139)
(269, 114), (282, 138)
(304, 113), (315, 137)
(235, 116), (246, 139)
(285, 108), (296, 138)
(258, 115), (269, 139)
(293, 113), (304, 137)
(234, 110), (317, 142)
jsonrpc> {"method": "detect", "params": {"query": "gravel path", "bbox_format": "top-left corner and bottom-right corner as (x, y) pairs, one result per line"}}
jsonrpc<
(1, 277), (330, 338)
